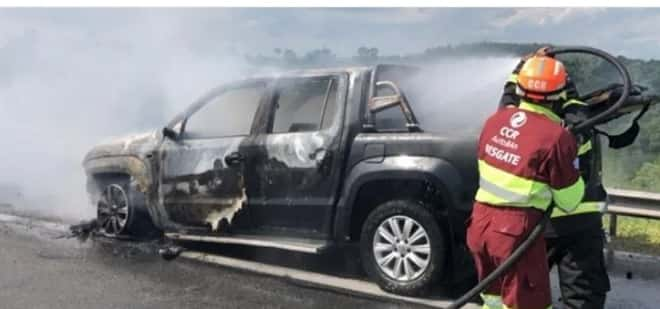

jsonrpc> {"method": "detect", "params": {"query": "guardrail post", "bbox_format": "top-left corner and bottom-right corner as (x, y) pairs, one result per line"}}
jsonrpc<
(606, 213), (617, 269)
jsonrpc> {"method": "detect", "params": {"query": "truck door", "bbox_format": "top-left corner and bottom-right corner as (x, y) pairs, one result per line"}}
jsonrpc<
(245, 73), (348, 236)
(159, 80), (269, 232)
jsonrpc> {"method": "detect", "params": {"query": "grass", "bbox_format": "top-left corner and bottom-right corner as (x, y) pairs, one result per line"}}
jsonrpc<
(603, 215), (660, 256)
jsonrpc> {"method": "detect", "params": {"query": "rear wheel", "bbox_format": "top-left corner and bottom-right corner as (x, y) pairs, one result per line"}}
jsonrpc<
(360, 200), (447, 296)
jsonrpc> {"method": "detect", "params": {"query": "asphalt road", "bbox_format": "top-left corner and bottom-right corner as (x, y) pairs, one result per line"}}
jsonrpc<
(0, 217), (411, 309)
(1, 213), (660, 309)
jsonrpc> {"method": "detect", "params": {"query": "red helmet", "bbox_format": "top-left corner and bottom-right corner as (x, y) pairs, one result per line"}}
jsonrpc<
(516, 56), (568, 102)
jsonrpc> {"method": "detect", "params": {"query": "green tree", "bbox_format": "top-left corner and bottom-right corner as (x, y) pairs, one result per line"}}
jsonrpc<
(283, 49), (298, 65)
(355, 46), (379, 63)
(631, 156), (660, 191)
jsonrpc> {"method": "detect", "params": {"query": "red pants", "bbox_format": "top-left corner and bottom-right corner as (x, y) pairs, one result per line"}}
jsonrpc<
(466, 202), (551, 309)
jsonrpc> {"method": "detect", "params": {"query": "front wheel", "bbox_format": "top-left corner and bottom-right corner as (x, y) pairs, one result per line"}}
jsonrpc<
(97, 183), (133, 236)
(96, 178), (159, 239)
(360, 200), (447, 296)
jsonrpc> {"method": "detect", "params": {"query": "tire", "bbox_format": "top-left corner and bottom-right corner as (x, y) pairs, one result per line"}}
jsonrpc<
(96, 177), (160, 239)
(360, 199), (447, 296)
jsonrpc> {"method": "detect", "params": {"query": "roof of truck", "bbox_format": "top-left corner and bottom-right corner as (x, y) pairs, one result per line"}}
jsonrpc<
(244, 63), (421, 80)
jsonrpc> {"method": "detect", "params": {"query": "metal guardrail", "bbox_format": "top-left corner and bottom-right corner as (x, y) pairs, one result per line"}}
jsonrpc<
(607, 188), (660, 238)
(603, 189), (660, 265)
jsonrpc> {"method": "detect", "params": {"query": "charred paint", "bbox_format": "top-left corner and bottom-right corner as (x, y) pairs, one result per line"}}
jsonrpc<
(159, 136), (248, 231)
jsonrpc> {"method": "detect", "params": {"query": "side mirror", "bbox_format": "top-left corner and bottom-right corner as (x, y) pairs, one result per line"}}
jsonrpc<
(162, 127), (179, 140)
(369, 81), (403, 112)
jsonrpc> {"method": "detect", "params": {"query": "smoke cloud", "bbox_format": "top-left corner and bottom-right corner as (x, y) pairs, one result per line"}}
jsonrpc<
(406, 57), (519, 134)
(0, 9), (259, 221)
(0, 9), (518, 222)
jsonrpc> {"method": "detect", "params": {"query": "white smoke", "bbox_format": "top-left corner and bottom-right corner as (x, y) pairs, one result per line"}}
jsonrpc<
(0, 10), (258, 221)
(0, 9), (520, 223)
(391, 57), (519, 135)
(415, 57), (519, 133)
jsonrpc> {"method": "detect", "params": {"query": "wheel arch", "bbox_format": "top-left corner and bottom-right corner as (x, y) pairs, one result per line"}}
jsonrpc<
(84, 155), (164, 232)
(334, 156), (467, 242)
(84, 155), (152, 193)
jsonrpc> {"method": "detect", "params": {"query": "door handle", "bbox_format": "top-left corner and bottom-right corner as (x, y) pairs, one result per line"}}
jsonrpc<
(311, 149), (333, 175)
(224, 152), (245, 166)
(309, 148), (327, 161)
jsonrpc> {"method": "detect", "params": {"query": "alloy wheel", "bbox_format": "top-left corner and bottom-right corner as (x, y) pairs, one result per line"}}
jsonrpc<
(372, 215), (431, 282)
(97, 184), (130, 236)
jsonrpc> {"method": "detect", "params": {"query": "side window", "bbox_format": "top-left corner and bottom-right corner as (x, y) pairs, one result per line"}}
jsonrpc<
(184, 83), (265, 139)
(271, 76), (338, 133)
(373, 107), (407, 131)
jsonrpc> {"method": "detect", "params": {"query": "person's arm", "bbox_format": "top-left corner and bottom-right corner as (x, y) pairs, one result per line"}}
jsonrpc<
(562, 98), (593, 153)
(498, 60), (525, 108)
(560, 96), (612, 210)
(545, 130), (585, 212)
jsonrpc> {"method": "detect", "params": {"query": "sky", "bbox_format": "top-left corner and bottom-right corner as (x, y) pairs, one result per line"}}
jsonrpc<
(0, 7), (657, 220)
(1, 8), (659, 60)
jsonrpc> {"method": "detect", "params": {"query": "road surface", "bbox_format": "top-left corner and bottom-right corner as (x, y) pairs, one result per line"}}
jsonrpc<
(1, 213), (659, 308)
(0, 215), (410, 309)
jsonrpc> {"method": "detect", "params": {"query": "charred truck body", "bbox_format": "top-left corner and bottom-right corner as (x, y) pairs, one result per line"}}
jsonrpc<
(83, 65), (479, 295)
(83, 64), (653, 295)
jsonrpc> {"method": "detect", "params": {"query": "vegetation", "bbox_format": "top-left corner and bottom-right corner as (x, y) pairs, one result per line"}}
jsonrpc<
(604, 216), (660, 255)
(565, 56), (660, 192)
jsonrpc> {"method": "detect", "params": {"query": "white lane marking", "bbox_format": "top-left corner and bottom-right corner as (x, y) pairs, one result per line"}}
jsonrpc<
(180, 251), (480, 309)
(166, 233), (322, 254)
(0, 213), (69, 232)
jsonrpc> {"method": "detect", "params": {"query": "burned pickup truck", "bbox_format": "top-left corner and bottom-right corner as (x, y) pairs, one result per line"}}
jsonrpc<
(83, 65), (480, 295)
(82, 63), (655, 296)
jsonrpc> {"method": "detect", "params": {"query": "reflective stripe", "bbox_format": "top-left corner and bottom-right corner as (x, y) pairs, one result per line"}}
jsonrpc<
(507, 73), (518, 84)
(476, 159), (584, 212)
(479, 176), (531, 204)
(551, 201), (605, 218)
(537, 57), (546, 75)
(554, 60), (564, 75)
(551, 176), (585, 212)
(562, 98), (588, 109)
(481, 293), (503, 309)
(546, 90), (568, 101)
(475, 160), (553, 210)
(578, 141), (593, 155)
(519, 101), (561, 123)
(503, 305), (552, 309)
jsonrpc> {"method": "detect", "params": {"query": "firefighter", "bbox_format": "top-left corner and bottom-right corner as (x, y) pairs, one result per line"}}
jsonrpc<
(501, 49), (611, 309)
(467, 54), (585, 309)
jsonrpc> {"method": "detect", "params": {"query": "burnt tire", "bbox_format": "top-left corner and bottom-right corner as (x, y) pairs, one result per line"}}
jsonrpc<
(96, 177), (159, 239)
(360, 199), (447, 296)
